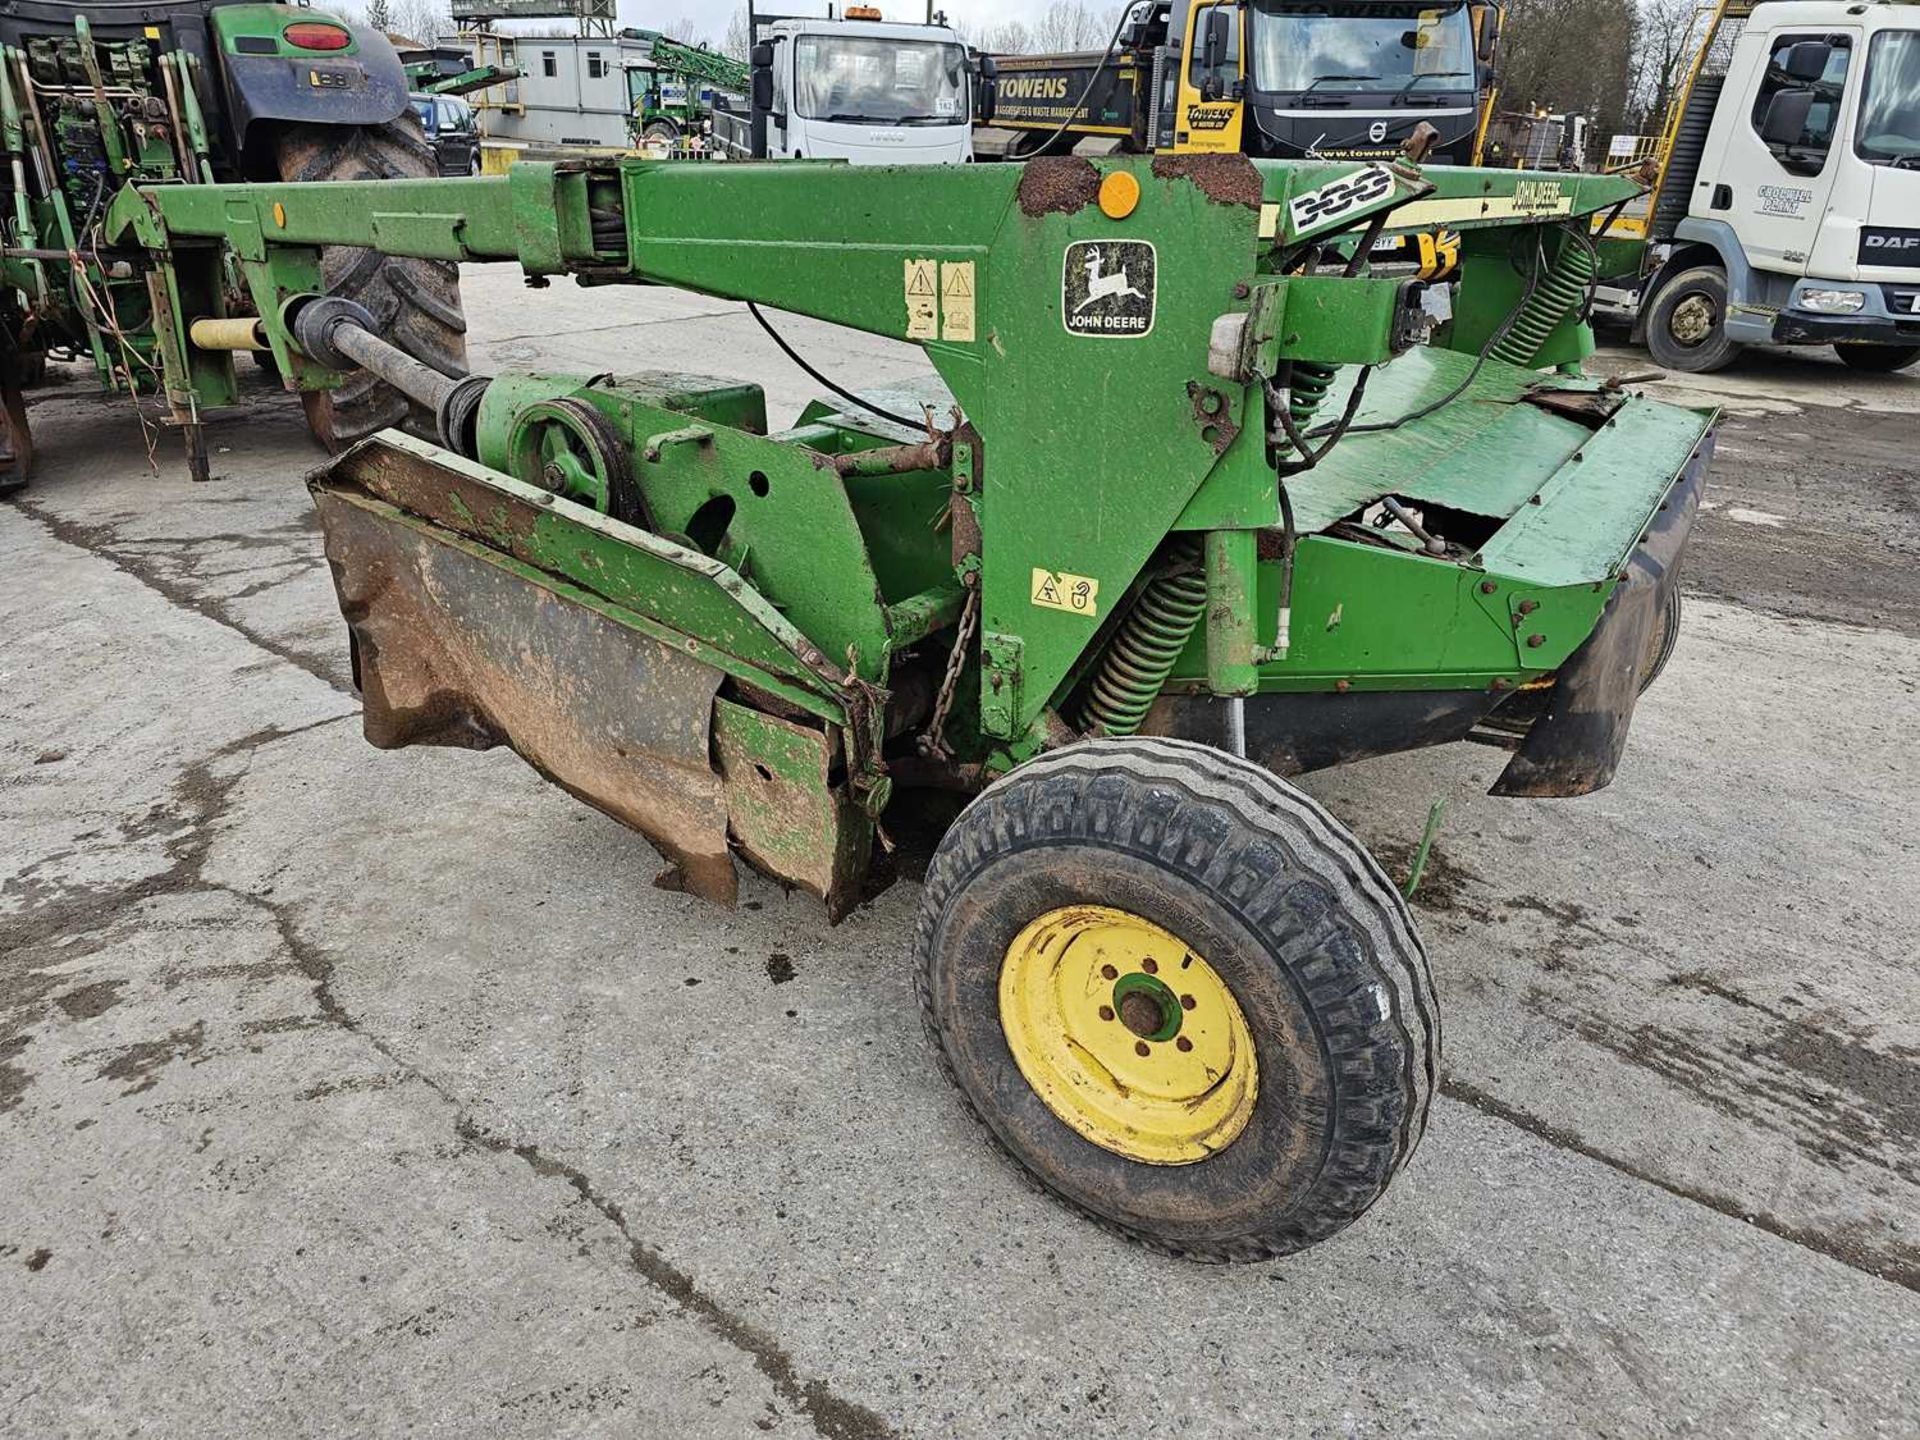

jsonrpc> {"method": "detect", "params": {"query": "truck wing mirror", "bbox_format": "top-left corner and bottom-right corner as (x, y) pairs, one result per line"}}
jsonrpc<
(1203, 10), (1232, 71)
(752, 69), (775, 114)
(975, 54), (999, 123)
(1469, 3), (1503, 66)
(1760, 88), (1814, 147)
(751, 43), (775, 70)
(1782, 41), (1832, 82)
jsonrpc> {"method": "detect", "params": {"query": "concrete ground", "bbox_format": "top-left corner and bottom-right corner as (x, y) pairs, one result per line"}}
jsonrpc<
(3, 267), (1917, 1438)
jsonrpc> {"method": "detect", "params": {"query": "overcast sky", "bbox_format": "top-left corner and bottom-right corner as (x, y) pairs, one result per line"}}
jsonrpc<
(618, 0), (1041, 44)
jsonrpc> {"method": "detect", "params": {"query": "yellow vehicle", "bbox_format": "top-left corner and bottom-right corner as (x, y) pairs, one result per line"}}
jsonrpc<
(982, 0), (1504, 165)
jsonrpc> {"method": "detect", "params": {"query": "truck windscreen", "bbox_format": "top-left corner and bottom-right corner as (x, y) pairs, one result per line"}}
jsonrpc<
(794, 37), (968, 125)
(1249, 2), (1476, 97)
(1857, 32), (1920, 168)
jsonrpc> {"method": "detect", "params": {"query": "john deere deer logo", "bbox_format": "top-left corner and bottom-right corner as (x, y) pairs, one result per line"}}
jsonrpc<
(1075, 249), (1148, 313)
(1063, 240), (1158, 338)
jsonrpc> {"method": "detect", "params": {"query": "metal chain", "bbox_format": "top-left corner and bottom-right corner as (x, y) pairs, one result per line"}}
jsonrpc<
(919, 582), (981, 763)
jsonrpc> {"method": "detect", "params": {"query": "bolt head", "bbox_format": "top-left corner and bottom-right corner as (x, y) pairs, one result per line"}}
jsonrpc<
(1176, 1037), (1193, 1053)
(1099, 1005), (1116, 1022)
(1527, 634), (1547, 648)
(1134, 1041), (1151, 1058)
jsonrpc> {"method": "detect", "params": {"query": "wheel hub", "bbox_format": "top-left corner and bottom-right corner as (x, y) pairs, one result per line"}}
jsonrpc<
(1670, 293), (1716, 346)
(999, 906), (1259, 1165)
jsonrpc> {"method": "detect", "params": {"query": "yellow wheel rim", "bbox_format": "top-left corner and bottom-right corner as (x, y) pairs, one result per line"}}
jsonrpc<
(999, 906), (1259, 1166)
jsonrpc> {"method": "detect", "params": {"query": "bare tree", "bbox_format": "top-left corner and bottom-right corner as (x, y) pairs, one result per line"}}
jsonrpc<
(1030, 1), (1110, 52)
(388, 0), (452, 45)
(365, 0), (395, 34)
(1494, 0), (1637, 140)
(1631, 0), (1704, 131)
(723, 5), (750, 61)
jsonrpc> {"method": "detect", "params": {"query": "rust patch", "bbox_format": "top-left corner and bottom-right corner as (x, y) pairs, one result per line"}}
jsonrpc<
(1151, 154), (1264, 209)
(317, 492), (739, 908)
(1017, 156), (1101, 217)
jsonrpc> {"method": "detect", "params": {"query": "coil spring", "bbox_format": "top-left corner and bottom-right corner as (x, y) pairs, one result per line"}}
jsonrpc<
(1271, 361), (1338, 461)
(1077, 539), (1209, 738)
(1490, 238), (1597, 369)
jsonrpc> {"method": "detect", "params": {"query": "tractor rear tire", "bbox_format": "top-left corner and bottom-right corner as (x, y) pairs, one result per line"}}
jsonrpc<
(275, 117), (469, 453)
(914, 736), (1438, 1262)
(1835, 345), (1919, 374)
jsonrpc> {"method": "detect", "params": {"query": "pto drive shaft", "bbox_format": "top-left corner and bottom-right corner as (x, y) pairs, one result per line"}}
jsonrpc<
(292, 297), (465, 417)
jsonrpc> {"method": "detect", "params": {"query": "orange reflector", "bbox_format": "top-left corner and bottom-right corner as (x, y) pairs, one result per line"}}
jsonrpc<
(1098, 171), (1141, 220)
(272, 203), (286, 228)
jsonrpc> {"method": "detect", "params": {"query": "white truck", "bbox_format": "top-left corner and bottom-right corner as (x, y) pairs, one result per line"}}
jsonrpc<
(1598, 0), (1920, 373)
(716, 10), (976, 164)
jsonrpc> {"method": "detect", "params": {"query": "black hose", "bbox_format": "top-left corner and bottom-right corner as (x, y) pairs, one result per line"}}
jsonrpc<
(1018, 5), (1134, 158)
(749, 302), (926, 432)
(1310, 232), (1548, 440)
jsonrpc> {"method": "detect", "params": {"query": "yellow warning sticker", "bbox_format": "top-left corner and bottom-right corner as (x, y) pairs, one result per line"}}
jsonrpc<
(1031, 568), (1100, 618)
(905, 258), (938, 341)
(1258, 203), (1282, 240)
(941, 262), (976, 343)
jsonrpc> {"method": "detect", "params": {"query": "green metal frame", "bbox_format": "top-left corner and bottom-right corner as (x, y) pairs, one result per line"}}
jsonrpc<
(107, 154), (1713, 887)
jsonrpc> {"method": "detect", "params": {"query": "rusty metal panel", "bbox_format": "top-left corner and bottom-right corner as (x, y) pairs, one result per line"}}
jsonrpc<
(316, 488), (740, 906)
(713, 699), (873, 922)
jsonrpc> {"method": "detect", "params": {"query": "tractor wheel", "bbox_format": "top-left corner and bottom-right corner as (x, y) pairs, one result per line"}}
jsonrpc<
(1835, 345), (1919, 374)
(643, 120), (680, 150)
(915, 737), (1438, 1262)
(275, 117), (469, 453)
(1646, 267), (1741, 374)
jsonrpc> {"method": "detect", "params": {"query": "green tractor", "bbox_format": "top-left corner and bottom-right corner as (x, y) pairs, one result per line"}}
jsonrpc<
(0, 0), (467, 491)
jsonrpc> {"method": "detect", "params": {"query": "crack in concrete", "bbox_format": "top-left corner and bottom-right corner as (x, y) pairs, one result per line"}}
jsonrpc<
(1442, 1079), (1919, 1294)
(2, 717), (897, 1439)
(7, 496), (349, 693)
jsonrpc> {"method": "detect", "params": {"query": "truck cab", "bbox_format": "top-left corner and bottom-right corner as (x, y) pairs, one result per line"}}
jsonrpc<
(1626, 0), (1920, 372)
(748, 15), (974, 164)
(1223, 0), (1500, 164)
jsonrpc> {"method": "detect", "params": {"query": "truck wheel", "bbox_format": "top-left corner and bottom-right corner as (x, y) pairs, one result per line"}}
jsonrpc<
(1835, 345), (1919, 374)
(643, 121), (680, 149)
(915, 737), (1437, 1262)
(275, 117), (469, 453)
(1646, 267), (1741, 374)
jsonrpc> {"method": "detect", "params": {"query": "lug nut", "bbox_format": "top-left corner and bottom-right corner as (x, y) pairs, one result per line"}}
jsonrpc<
(1176, 1037), (1193, 1053)
(1101, 964), (1118, 981)
(1099, 1005), (1115, 1022)
(1180, 995), (1196, 1010)
(1134, 1041), (1151, 1057)
(1143, 958), (1159, 975)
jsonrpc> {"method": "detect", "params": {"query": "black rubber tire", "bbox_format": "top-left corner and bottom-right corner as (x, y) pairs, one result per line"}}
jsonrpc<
(1835, 345), (1920, 374)
(1646, 266), (1742, 374)
(914, 736), (1438, 1262)
(275, 116), (469, 453)
(1652, 74), (1723, 242)
(643, 120), (680, 148)
(1640, 582), (1683, 695)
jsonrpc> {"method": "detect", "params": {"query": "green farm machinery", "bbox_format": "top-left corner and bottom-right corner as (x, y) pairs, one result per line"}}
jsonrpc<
(624, 31), (748, 151)
(0, 1), (467, 492)
(106, 150), (1711, 1260)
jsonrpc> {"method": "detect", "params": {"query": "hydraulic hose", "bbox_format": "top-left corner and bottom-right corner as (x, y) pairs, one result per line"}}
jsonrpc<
(1078, 538), (1209, 738)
